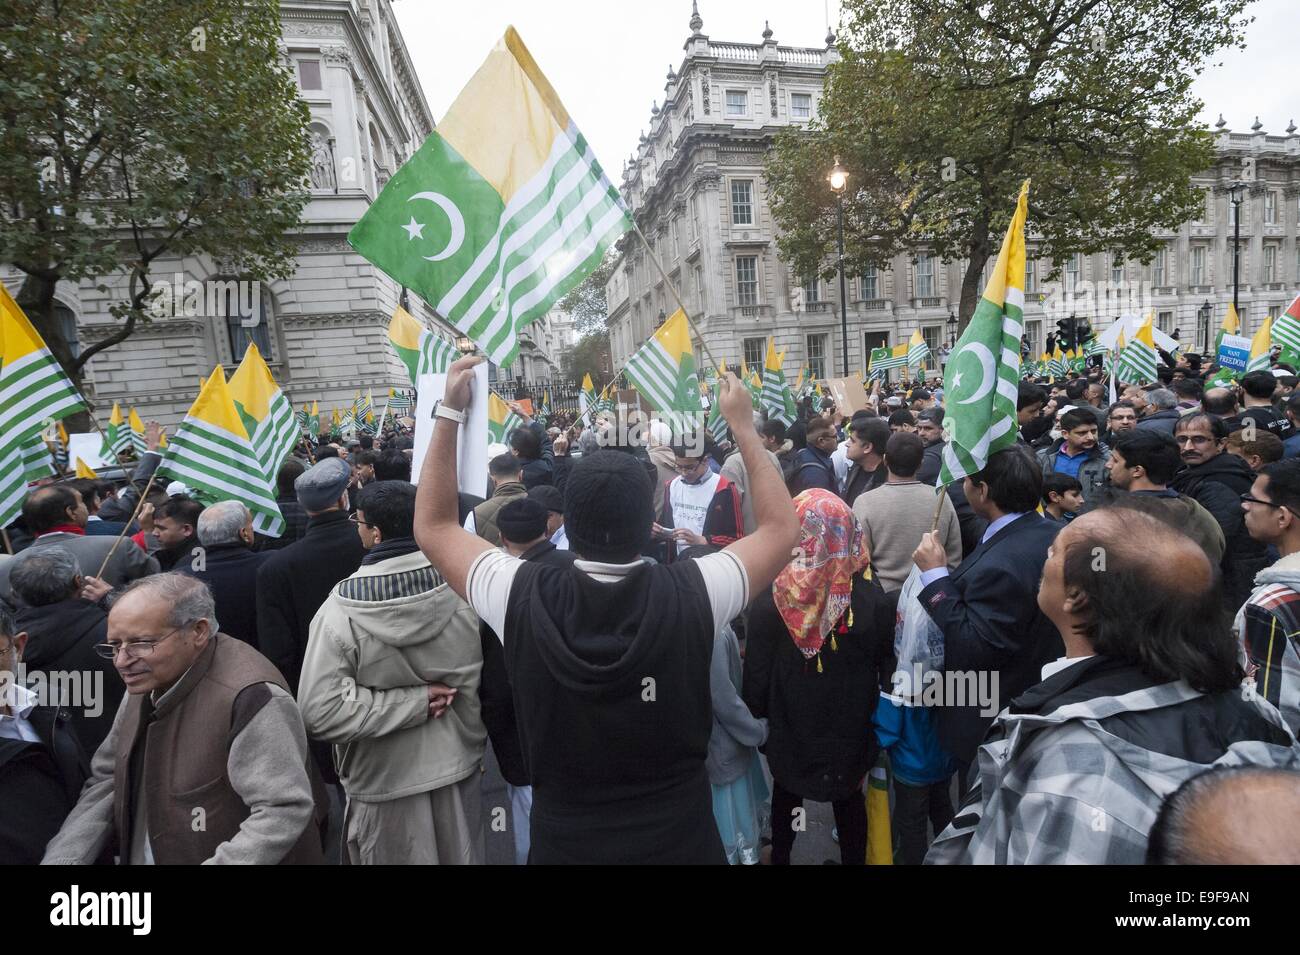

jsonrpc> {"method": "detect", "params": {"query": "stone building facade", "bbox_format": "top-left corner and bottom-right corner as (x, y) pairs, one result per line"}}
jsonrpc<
(608, 4), (1300, 381)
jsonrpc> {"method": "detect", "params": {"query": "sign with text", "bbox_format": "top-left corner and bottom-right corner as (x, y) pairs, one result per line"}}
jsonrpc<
(1217, 333), (1251, 373)
(411, 364), (489, 499)
(826, 376), (870, 415)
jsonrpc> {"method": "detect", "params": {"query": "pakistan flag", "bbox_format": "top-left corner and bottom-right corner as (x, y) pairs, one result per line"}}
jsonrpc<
(939, 181), (1029, 484)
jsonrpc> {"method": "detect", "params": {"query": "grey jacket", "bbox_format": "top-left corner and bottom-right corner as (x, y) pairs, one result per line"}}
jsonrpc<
(0, 531), (158, 604)
(706, 624), (767, 786)
(1036, 440), (1111, 508)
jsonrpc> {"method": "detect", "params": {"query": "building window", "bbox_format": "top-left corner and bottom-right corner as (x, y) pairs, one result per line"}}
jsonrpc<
(730, 179), (754, 226)
(1264, 244), (1277, 283)
(864, 331), (889, 366)
(915, 254), (934, 298)
(1191, 246), (1206, 286)
(1111, 254), (1123, 285)
(694, 265), (704, 311)
(725, 90), (748, 117)
(1201, 188), (1213, 224)
(1153, 247), (1166, 286)
(1024, 258), (1036, 293)
(1266, 191), (1278, 224)
(1065, 253), (1082, 287)
(742, 337), (765, 369)
(790, 93), (811, 120)
(735, 255), (758, 306)
(298, 59), (322, 91)
(806, 334), (827, 380)
(54, 304), (80, 359)
(222, 281), (274, 361)
(1269, 305), (1282, 321)
(860, 266), (878, 300)
(1157, 311), (1174, 334)
(1025, 320), (1042, 358)
(921, 326), (941, 370)
(802, 275), (820, 304)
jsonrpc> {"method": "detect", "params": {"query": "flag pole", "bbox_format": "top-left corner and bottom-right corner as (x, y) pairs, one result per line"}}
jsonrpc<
(631, 221), (722, 375)
(82, 403), (144, 495)
(0, 527), (11, 556)
(94, 468), (161, 579)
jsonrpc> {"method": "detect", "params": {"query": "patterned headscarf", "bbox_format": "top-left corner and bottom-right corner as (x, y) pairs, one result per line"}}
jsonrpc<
(773, 489), (871, 660)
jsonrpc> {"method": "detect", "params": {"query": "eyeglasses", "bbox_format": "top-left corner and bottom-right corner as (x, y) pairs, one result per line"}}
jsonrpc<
(1241, 493), (1290, 513)
(93, 622), (192, 660)
(347, 515), (377, 528)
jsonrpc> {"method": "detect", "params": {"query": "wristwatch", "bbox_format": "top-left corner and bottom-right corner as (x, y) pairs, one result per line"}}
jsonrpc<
(435, 404), (466, 424)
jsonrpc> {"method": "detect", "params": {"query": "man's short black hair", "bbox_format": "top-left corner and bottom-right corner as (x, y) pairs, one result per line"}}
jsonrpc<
(1174, 412), (1229, 441)
(489, 452), (522, 479)
(1156, 365), (1174, 385)
(916, 408), (945, 426)
(65, 478), (99, 511)
(1059, 408), (1097, 433)
(1112, 429), (1181, 485)
(909, 387), (931, 402)
(1171, 377), (1203, 401)
(277, 457), (306, 496)
(883, 431), (924, 478)
(849, 417), (891, 456)
(21, 485), (81, 534)
(1287, 393), (1300, 418)
(1202, 389), (1238, 415)
(887, 409), (916, 428)
(1107, 400), (1136, 418)
(357, 434), (374, 450)
(355, 481), (416, 540)
(968, 445), (1043, 514)
(761, 419), (787, 443)
(315, 445), (340, 459)
(510, 425), (541, 461)
(1241, 369), (1279, 400)
(156, 496), (204, 530)
(1259, 459), (1300, 514)
(1064, 379), (1089, 401)
(373, 451), (412, 482)
(1018, 383), (1048, 411)
(354, 450), (379, 468)
(1042, 472), (1082, 506)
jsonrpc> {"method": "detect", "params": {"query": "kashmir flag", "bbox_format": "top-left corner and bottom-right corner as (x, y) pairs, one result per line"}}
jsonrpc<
(1272, 294), (1300, 356)
(906, 329), (931, 370)
(1215, 303), (1242, 357)
(938, 181), (1029, 485)
(21, 434), (55, 482)
(309, 401), (321, 438)
(868, 344), (909, 379)
(1047, 345), (1067, 380)
(489, 391), (524, 444)
(357, 388), (374, 425)
(706, 360), (729, 443)
(0, 284), (88, 526)
(760, 340), (797, 426)
(578, 372), (598, 424)
(348, 28), (632, 368)
(387, 305), (455, 387)
(99, 403), (131, 460)
(128, 408), (147, 456)
(388, 387), (413, 411)
(622, 308), (702, 431)
(1116, 319), (1159, 384)
(73, 456), (97, 480)
(228, 343), (298, 484)
(51, 420), (70, 469)
(1247, 317), (1273, 372)
(156, 368), (283, 536)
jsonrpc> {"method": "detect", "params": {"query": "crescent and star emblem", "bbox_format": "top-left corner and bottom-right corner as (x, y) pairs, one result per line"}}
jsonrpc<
(955, 342), (996, 405)
(404, 192), (466, 262)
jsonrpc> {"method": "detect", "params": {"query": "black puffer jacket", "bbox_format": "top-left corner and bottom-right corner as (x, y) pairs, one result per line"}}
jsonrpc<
(1171, 451), (1270, 610)
(743, 574), (894, 802)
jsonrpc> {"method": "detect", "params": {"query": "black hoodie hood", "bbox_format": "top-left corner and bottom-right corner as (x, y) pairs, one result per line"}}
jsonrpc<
(15, 598), (107, 669)
(1171, 448), (1256, 495)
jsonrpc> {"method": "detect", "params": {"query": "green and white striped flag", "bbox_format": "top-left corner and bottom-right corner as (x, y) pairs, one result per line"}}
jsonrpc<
(21, 434), (56, 483)
(229, 344), (299, 491)
(488, 391), (524, 444)
(157, 368), (283, 536)
(349, 28), (632, 368)
(1273, 294), (1300, 355)
(760, 339), (797, 426)
(100, 403), (132, 460)
(622, 308), (702, 433)
(1, 284), (87, 526)
(1116, 320), (1159, 384)
(906, 329), (931, 370)
(939, 182), (1029, 485)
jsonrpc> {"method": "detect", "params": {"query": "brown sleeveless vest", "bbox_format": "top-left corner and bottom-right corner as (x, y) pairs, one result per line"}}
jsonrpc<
(112, 634), (325, 865)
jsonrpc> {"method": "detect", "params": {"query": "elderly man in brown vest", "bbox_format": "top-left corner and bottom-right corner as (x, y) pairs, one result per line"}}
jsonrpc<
(42, 573), (324, 865)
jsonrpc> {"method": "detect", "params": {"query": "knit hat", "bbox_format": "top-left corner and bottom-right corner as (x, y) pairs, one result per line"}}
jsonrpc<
(563, 452), (651, 562)
(295, 457), (351, 511)
(497, 498), (549, 545)
(527, 484), (564, 515)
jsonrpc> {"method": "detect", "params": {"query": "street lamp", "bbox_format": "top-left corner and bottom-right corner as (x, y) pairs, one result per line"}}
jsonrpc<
(946, 306), (957, 348)
(1229, 181), (1246, 316)
(827, 156), (850, 376)
(1198, 299), (1212, 353)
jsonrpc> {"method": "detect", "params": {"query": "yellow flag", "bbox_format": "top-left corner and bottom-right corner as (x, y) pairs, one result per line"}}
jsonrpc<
(75, 457), (98, 479)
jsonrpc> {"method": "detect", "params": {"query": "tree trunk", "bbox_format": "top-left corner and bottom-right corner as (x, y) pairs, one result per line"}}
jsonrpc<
(16, 274), (95, 432)
(957, 212), (994, 331)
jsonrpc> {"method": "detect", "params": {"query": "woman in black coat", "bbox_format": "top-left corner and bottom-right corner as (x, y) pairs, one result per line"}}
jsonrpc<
(743, 489), (894, 865)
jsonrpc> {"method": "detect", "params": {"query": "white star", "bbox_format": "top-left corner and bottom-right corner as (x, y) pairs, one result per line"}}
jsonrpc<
(402, 217), (425, 240)
(952, 370), (963, 389)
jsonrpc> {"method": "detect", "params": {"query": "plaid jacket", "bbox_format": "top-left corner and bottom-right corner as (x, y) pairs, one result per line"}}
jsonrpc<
(926, 656), (1300, 865)
(1234, 552), (1300, 738)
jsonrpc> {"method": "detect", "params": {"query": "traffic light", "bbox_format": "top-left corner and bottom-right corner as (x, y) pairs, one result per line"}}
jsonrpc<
(1056, 318), (1075, 351)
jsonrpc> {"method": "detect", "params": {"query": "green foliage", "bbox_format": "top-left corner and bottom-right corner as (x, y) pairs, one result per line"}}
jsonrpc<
(765, 0), (1253, 323)
(0, 0), (313, 381)
(561, 331), (611, 390)
(555, 247), (617, 336)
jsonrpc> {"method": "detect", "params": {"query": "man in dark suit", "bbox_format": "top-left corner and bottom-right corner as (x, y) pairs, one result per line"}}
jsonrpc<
(182, 500), (270, 649)
(67, 479), (127, 538)
(912, 445), (1063, 769)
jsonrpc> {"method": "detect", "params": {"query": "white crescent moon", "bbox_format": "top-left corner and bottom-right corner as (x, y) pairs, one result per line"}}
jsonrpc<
(957, 342), (997, 405)
(409, 192), (465, 262)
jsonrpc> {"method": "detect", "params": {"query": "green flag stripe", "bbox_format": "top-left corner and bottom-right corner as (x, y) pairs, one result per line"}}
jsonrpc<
(625, 339), (682, 409)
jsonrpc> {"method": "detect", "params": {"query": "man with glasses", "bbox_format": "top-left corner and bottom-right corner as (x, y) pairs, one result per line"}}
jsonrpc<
(43, 573), (325, 865)
(1238, 458), (1300, 737)
(1102, 400), (1138, 447)
(788, 415), (840, 495)
(655, 446), (744, 559)
(1171, 413), (1271, 610)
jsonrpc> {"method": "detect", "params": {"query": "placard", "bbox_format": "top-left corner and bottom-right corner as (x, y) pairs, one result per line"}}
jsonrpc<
(825, 376), (871, 415)
(410, 364), (489, 499)
(1216, 333), (1251, 373)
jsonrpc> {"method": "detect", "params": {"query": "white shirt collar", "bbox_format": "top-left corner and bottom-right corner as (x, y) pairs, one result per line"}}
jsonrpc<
(572, 557), (650, 583)
(0, 681), (38, 720)
(1041, 654), (1094, 682)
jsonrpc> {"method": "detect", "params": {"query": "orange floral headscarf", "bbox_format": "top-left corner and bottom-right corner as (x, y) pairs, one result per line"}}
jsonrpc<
(773, 489), (870, 659)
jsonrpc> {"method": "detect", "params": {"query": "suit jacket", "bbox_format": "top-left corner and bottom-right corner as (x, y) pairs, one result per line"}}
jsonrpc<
(0, 531), (158, 605)
(181, 543), (271, 649)
(0, 704), (87, 864)
(918, 513), (1064, 765)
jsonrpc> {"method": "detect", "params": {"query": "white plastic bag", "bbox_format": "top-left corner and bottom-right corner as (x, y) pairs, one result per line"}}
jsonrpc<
(891, 564), (946, 704)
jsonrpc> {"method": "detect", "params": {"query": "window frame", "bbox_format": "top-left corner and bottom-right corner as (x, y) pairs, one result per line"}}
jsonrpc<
(730, 179), (754, 226)
(735, 255), (759, 307)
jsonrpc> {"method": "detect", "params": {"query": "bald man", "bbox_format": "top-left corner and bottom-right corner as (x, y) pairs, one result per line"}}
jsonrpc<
(1147, 767), (1300, 864)
(927, 510), (1300, 865)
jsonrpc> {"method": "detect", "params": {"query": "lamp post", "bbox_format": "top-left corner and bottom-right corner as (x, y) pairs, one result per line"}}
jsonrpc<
(946, 306), (957, 348)
(1198, 299), (1212, 353)
(1229, 181), (1246, 316)
(828, 156), (850, 376)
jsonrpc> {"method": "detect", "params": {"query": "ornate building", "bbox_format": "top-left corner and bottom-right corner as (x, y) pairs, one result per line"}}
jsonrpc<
(3, 0), (450, 424)
(608, 4), (1300, 380)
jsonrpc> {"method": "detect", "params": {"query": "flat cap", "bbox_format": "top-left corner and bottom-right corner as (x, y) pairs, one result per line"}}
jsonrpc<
(295, 457), (351, 511)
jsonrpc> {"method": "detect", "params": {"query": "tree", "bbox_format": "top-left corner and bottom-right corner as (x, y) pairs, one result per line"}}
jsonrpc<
(0, 0), (312, 418)
(555, 247), (617, 336)
(765, 0), (1253, 327)
(561, 331), (611, 391)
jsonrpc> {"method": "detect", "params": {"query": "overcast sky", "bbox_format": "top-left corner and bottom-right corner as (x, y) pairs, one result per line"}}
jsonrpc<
(392, 0), (1298, 173)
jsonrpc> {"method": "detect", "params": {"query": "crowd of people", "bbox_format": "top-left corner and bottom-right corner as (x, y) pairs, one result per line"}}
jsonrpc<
(3, 346), (1300, 866)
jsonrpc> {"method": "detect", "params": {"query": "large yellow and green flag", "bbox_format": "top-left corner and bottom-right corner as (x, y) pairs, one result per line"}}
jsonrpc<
(156, 368), (283, 536)
(760, 339), (797, 426)
(1116, 317), (1159, 384)
(1214, 303), (1241, 357)
(488, 391), (524, 445)
(1247, 317), (1273, 372)
(128, 407), (148, 456)
(1, 284), (87, 526)
(939, 181), (1029, 484)
(622, 308), (702, 431)
(388, 305), (455, 386)
(228, 343), (298, 483)
(349, 28), (633, 368)
(100, 402), (131, 459)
